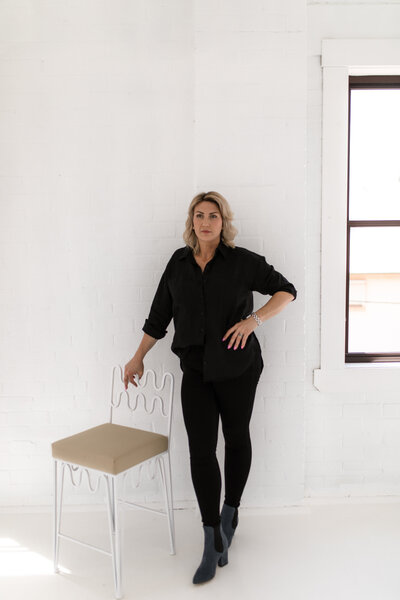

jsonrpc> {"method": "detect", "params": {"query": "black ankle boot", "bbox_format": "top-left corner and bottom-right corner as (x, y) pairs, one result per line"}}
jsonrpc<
(192, 522), (229, 584)
(220, 503), (238, 547)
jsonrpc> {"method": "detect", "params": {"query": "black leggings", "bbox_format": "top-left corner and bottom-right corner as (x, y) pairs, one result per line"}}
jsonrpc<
(180, 352), (263, 526)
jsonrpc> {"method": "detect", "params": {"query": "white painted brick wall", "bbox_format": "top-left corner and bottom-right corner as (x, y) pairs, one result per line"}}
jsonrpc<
(194, 0), (306, 506)
(0, 0), (305, 508)
(306, 1), (400, 500)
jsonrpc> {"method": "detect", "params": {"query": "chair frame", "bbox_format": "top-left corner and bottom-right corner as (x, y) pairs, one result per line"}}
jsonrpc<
(53, 366), (176, 599)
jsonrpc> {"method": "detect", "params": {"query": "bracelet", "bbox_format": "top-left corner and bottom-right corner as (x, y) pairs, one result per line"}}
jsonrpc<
(246, 312), (262, 326)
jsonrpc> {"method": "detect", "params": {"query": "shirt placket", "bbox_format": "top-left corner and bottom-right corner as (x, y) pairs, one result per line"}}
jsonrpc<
(192, 256), (212, 376)
(201, 265), (208, 373)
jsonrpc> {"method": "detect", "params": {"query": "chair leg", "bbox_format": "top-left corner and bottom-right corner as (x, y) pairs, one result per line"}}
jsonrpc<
(165, 451), (175, 548)
(113, 477), (122, 598)
(53, 460), (58, 573)
(53, 460), (64, 573)
(106, 475), (123, 599)
(158, 453), (176, 555)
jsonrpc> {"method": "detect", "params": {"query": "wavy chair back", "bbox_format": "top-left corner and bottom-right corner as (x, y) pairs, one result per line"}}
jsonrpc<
(109, 365), (174, 440)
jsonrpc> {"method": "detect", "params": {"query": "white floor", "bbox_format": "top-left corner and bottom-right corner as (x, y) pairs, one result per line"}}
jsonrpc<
(1, 502), (400, 600)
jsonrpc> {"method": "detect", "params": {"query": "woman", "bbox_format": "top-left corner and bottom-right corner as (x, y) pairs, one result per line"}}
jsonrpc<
(124, 191), (297, 584)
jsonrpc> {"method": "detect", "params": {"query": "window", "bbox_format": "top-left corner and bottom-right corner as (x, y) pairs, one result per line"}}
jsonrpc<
(313, 39), (400, 392)
(346, 76), (400, 363)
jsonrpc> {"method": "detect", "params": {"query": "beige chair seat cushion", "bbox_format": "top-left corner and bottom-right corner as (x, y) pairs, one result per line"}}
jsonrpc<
(52, 423), (168, 475)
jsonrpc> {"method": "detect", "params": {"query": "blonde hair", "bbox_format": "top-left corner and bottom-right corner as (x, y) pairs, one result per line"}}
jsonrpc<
(183, 191), (238, 255)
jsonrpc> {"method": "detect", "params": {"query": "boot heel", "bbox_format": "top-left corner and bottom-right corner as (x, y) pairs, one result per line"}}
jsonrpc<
(218, 551), (228, 567)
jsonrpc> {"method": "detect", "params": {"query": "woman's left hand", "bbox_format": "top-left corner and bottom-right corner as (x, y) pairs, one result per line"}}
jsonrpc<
(222, 317), (258, 350)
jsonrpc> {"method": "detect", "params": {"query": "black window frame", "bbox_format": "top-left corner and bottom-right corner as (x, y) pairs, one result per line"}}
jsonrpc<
(346, 75), (400, 363)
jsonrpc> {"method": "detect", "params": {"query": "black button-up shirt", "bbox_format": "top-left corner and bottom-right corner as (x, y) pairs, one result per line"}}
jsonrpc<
(142, 240), (297, 382)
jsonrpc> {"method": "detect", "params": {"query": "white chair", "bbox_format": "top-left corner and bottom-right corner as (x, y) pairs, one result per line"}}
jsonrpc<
(51, 365), (176, 599)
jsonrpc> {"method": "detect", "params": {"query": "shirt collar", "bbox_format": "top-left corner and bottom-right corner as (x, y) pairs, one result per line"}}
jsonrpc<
(178, 240), (229, 260)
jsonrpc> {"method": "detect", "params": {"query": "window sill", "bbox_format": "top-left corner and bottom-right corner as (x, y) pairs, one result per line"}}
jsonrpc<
(313, 364), (400, 393)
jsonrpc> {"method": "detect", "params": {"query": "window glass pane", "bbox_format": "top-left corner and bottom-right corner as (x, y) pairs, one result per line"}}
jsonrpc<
(348, 226), (400, 353)
(349, 89), (400, 220)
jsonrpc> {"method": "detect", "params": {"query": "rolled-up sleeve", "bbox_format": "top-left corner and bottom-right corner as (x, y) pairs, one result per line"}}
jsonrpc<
(142, 267), (173, 339)
(252, 255), (297, 300)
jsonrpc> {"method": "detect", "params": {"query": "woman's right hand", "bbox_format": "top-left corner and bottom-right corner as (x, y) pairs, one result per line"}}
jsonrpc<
(124, 356), (144, 390)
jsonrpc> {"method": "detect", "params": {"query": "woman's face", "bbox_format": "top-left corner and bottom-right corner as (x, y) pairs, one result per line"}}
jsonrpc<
(192, 200), (223, 246)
